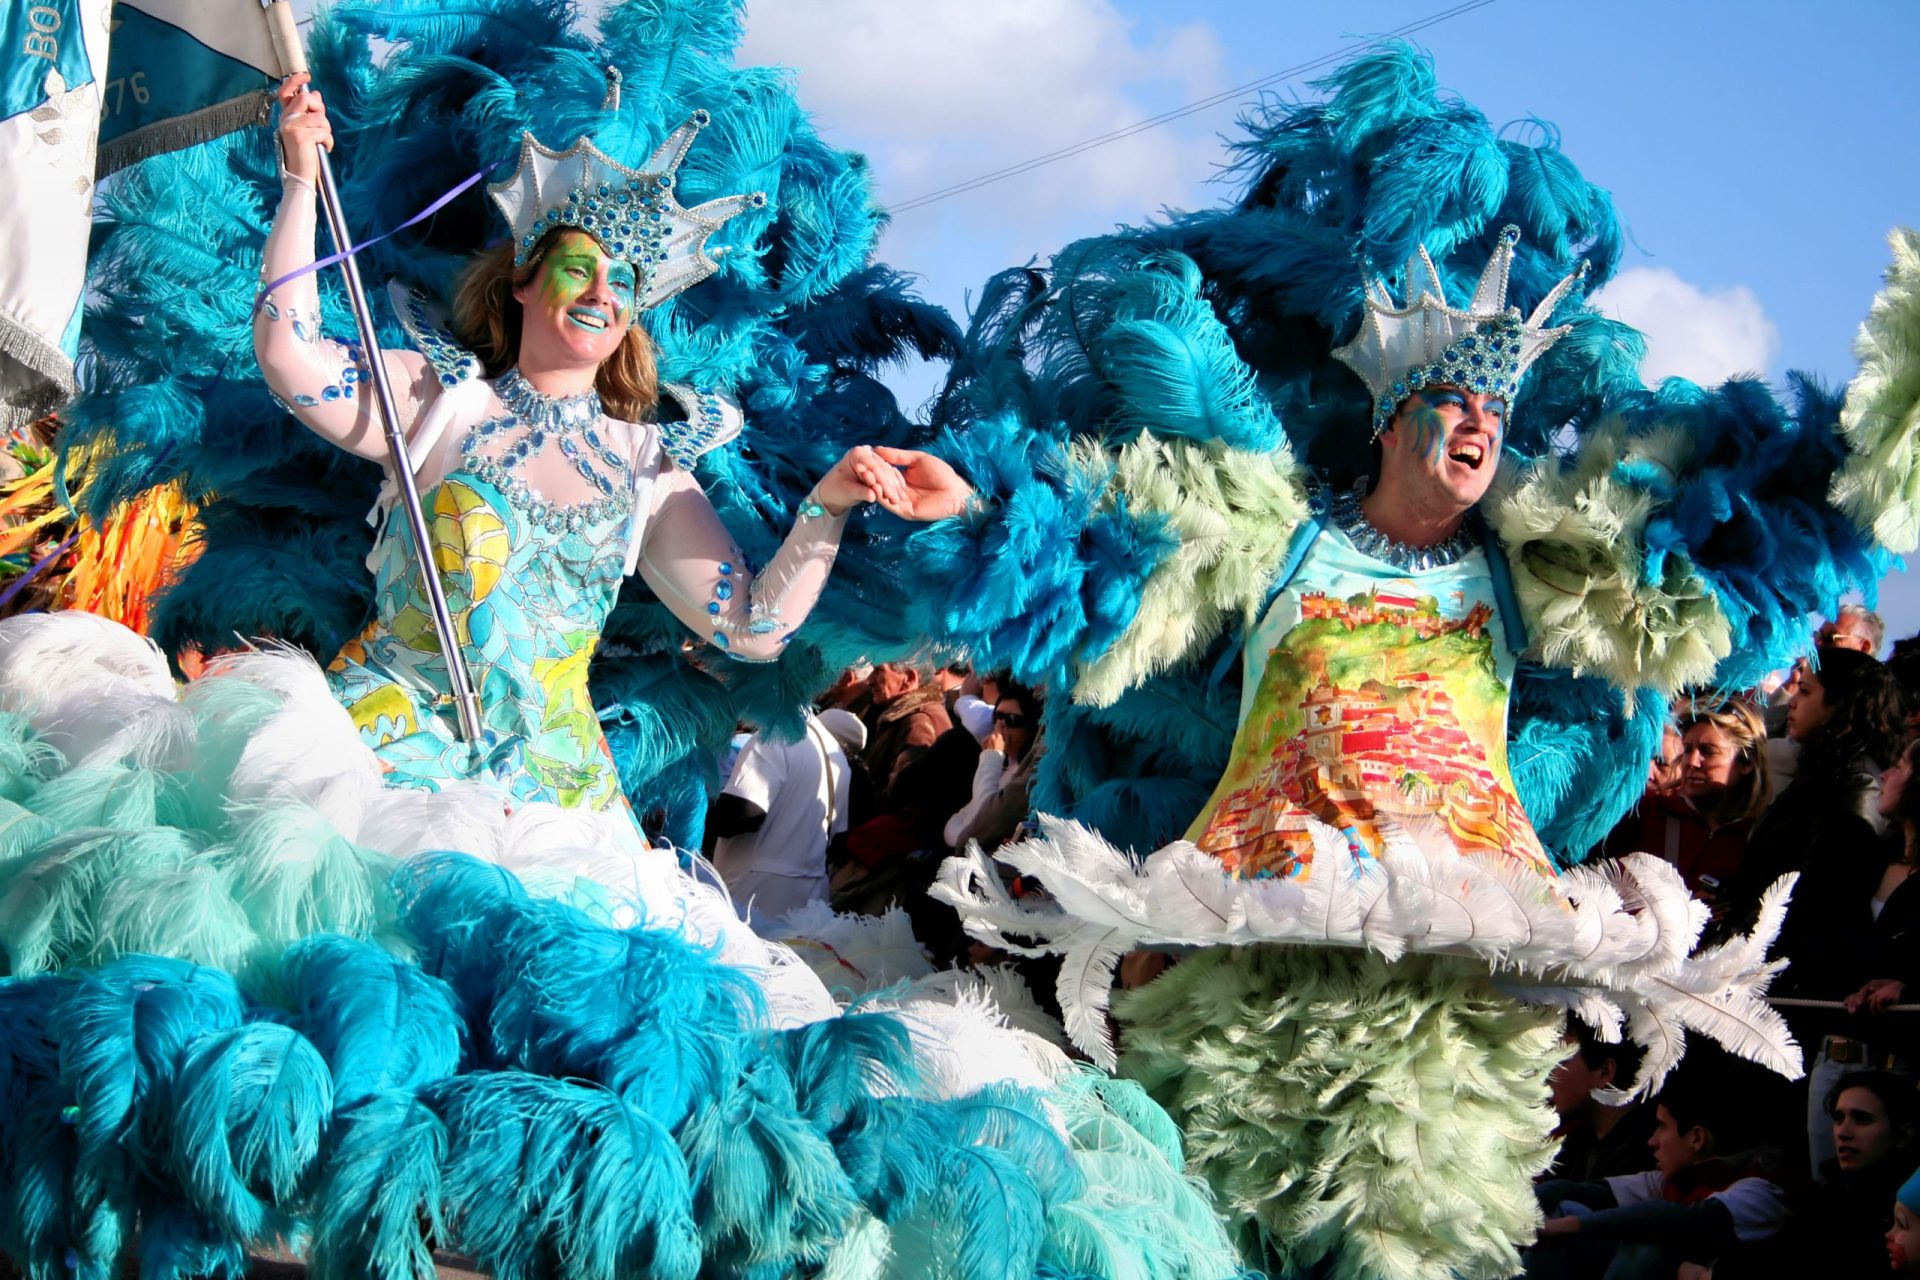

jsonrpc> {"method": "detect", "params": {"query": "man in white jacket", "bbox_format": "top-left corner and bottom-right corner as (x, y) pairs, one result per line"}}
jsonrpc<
(711, 709), (865, 934)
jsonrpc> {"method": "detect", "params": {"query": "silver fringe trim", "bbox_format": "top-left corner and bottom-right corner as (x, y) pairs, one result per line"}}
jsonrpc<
(95, 90), (274, 178)
(0, 308), (75, 433)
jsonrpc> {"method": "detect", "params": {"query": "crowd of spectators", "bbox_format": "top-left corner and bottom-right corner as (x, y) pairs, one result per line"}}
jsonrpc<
(1530, 602), (1920, 1277)
(703, 657), (1046, 963)
(699, 607), (1920, 1278)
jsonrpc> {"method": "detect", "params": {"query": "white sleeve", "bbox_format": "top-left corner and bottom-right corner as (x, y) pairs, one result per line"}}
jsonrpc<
(637, 462), (849, 662)
(254, 178), (439, 459)
(1709, 1178), (1792, 1242)
(723, 734), (785, 813)
(944, 748), (1008, 848)
(1602, 1171), (1663, 1207)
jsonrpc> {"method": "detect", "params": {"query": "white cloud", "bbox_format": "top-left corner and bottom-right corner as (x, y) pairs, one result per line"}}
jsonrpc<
(1590, 265), (1781, 386)
(735, 0), (1224, 215)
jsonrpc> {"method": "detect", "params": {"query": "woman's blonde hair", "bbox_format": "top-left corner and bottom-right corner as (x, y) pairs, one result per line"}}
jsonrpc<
(1678, 697), (1772, 823)
(450, 228), (658, 421)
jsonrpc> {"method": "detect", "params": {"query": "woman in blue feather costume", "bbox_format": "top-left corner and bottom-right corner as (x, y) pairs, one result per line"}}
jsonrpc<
(0, 3), (1250, 1278)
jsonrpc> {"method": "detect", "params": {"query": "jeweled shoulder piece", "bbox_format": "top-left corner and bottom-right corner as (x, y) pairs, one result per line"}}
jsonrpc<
(656, 382), (743, 470)
(388, 284), (483, 389)
(1331, 225), (1588, 436)
(487, 110), (768, 312)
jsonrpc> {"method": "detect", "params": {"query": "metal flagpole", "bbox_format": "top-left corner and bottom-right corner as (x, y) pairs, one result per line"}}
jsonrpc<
(261, 1), (483, 742)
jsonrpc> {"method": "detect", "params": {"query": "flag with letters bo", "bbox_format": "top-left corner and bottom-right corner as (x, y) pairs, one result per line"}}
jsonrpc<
(0, 0), (279, 428)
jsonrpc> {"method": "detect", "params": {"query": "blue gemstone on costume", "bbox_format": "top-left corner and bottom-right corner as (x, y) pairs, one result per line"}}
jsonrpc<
(294, 393), (319, 406)
(714, 580), (734, 601)
(264, 300), (280, 320)
(707, 601), (721, 615)
(718, 562), (733, 576)
(712, 631), (730, 649)
(292, 319), (309, 341)
(321, 385), (342, 402)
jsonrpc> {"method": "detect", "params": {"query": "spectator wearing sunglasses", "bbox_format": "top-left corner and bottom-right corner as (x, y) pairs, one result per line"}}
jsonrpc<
(945, 684), (1042, 850)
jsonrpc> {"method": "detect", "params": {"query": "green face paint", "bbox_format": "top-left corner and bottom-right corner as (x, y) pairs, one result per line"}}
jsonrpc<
(533, 233), (634, 333)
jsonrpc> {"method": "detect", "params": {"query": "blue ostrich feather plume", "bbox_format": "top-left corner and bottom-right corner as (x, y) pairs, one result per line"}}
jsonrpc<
(764, 1009), (919, 1129)
(677, 1055), (859, 1273)
(485, 894), (762, 1129)
(1508, 666), (1668, 866)
(0, 713), (62, 806)
(426, 1070), (701, 1280)
(388, 851), (532, 1030)
(1617, 374), (1882, 690)
(0, 975), (82, 1276)
(48, 957), (245, 1272)
(280, 934), (462, 1110)
(133, 1203), (250, 1280)
(306, 1089), (448, 1280)
(165, 1021), (333, 1245)
(848, 1086), (1081, 1280)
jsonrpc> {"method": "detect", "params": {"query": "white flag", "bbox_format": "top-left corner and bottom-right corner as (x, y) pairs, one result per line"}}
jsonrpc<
(0, 1), (281, 429)
(0, 0), (114, 429)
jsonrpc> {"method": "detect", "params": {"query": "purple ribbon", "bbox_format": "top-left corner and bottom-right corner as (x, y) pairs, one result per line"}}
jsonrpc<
(0, 531), (80, 612)
(252, 165), (497, 315)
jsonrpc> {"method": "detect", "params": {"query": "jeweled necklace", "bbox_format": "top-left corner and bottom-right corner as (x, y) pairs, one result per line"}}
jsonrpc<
(1327, 482), (1478, 572)
(463, 368), (633, 531)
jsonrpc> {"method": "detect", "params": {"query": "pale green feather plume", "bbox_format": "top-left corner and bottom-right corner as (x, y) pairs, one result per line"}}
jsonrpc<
(1488, 422), (1731, 696)
(1831, 228), (1920, 551)
(1072, 436), (1308, 707)
(1116, 946), (1565, 1280)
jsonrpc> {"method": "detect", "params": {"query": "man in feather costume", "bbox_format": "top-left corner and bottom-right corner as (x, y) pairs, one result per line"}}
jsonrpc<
(921, 44), (1920, 1280)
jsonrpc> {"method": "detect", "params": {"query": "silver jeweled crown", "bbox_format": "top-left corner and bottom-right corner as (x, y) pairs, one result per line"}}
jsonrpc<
(488, 109), (767, 311)
(1332, 225), (1589, 436)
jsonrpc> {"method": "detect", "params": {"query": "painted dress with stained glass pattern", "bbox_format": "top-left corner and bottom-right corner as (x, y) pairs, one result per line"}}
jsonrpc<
(326, 465), (634, 810)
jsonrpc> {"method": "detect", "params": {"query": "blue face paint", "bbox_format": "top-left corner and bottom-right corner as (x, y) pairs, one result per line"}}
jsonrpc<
(606, 260), (637, 320)
(1397, 386), (1504, 466)
(1401, 400), (1450, 464)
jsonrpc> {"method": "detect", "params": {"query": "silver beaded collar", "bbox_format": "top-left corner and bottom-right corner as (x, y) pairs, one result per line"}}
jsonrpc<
(1325, 483), (1479, 572)
(461, 369), (633, 532)
(495, 367), (602, 431)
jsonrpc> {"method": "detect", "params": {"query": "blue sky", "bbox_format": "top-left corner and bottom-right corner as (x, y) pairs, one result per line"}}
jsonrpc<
(736, 0), (1920, 647)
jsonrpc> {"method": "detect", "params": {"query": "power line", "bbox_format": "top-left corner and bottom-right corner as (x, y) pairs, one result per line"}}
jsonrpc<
(888, 0), (1500, 215)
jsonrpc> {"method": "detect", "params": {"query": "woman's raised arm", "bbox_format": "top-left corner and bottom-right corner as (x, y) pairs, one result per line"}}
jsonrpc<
(638, 443), (970, 661)
(254, 74), (437, 460)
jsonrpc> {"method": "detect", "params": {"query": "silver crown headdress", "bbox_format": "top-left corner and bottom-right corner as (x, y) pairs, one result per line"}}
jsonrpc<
(1332, 225), (1589, 436)
(488, 109), (767, 312)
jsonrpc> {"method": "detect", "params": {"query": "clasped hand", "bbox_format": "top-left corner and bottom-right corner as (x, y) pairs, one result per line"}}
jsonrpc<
(816, 445), (972, 522)
(276, 74), (332, 186)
